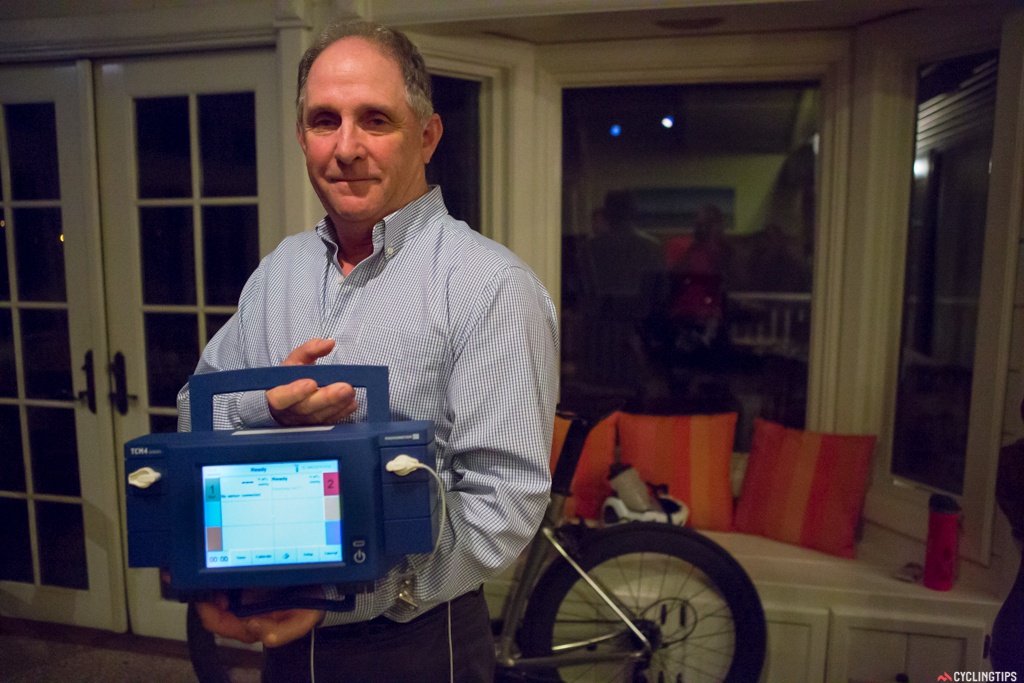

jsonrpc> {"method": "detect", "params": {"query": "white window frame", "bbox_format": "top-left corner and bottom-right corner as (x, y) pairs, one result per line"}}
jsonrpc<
(847, 7), (1020, 565)
(534, 31), (853, 428)
(410, 32), (541, 278)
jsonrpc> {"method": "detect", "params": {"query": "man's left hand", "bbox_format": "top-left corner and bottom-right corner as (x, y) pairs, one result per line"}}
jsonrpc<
(196, 592), (325, 648)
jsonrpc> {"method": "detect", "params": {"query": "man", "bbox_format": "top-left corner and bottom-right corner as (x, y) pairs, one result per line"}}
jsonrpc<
(176, 19), (558, 682)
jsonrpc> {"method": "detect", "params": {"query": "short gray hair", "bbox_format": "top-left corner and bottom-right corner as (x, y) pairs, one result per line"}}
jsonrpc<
(296, 20), (434, 126)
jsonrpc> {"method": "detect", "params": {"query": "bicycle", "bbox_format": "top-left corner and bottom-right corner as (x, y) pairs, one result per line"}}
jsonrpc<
(184, 410), (767, 683)
(492, 410), (767, 682)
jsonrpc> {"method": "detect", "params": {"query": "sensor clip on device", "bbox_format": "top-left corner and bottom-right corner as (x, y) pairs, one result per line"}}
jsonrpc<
(124, 365), (439, 614)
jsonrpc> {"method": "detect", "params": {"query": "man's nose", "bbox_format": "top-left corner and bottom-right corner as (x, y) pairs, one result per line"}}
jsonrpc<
(333, 124), (365, 164)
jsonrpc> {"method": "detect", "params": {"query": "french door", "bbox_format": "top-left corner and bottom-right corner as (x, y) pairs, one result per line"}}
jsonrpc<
(96, 49), (283, 639)
(0, 49), (282, 640)
(0, 62), (125, 633)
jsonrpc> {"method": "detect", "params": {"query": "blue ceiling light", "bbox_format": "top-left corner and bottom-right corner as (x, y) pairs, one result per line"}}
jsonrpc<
(610, 124), (622, 137)
(661, 116), (674, 129)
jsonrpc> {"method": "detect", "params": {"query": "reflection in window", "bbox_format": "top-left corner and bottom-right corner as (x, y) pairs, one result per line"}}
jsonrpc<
(198, 92), (257, 198)
(13, 207), (66, 303)
(0, 498), (32, 583)
(36, 500), (88, 589)
(21, 308), (73, 401)
(0, 210), (8, 300)
(203, 204), (258, 306)
(892, 51), (998, 495)
(136, 96), (191, 199)
(140, 206), (195, 306)
(561, 83), (819, 449)
(5, 102), (60, 201)
(145, 312), (199, 408)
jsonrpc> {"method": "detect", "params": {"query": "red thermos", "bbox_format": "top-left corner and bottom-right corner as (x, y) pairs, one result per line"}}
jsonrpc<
(923, 494), (960, 591)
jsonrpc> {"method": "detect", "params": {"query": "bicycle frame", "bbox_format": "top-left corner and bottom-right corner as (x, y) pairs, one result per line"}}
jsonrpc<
(494, 483), (653, 673)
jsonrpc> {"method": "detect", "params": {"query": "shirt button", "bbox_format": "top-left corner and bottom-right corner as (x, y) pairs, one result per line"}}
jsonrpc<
(386, 246), (394, 257)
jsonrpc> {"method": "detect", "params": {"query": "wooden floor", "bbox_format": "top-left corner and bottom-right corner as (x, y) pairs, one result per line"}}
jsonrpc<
(0, 616), (261, 683)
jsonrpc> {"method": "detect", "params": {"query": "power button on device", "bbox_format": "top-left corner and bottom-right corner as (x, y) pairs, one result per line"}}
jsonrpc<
(352, 538), (367, 564)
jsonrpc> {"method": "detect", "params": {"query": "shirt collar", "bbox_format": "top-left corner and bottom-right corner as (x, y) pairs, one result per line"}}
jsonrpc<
(315, 186), (448, 265)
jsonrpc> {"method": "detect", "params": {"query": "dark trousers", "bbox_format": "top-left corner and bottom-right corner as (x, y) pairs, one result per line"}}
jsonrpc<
(262, 587), (495, 683)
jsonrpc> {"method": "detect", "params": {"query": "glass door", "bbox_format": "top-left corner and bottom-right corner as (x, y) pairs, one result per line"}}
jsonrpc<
(0, 63), (125, 632)
(95, 50), (282, 639)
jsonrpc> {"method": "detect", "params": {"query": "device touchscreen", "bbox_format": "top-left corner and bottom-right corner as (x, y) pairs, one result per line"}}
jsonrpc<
(201, 460), (343, 569)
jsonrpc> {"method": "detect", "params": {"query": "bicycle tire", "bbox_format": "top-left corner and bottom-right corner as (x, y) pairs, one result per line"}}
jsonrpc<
(518, 522), (766, 683)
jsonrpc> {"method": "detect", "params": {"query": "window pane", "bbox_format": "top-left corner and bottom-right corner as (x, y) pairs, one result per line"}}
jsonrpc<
(0, 210), (9, 300)
(0, 308), (15, 397)
(145, 313), (198, 408)
(140, 206), (196, 305)
(202, 204), (258, 306)
(560, 83), (818, 449)
(136, 97), (192, 199)
(206, 313), (232, 344)
(0, 404), (26, 492)
(5, 102), (60, 201)
(36, 500), (88, 589)
(14, 207), (66, 303)
(149, 414), (179, 434)
(892, 51), (998, 495)
(427, 75), (481, 231)
(28, 406), (80, 497)
(21, 308), (72, 401)
(0, 498), (33, 583)
(198, 92), (257, 197)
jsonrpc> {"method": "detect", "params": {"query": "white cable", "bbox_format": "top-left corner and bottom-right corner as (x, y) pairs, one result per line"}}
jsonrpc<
(387, 454), (453, 681)
(309, 624), (316, 683)
(384, 455), (449, 577)
(447, 599), (454, 683)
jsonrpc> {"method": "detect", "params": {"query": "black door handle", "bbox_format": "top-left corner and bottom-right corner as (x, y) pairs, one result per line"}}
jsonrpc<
(109, 351), (137, 415)
(77, 350), (96, 413)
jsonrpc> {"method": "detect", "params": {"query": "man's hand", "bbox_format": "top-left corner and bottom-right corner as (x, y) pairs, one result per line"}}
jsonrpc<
(196, 592), (325, 648)
(267, 338), (357, 426)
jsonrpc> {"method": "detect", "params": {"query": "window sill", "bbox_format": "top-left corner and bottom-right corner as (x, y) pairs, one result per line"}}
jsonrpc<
(701, 527), (1003, 620)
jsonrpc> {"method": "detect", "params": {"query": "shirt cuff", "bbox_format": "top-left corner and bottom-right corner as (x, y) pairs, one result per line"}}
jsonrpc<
(318, 585), (379, 627)
(238, 390), (276, 428)
(319, 584), (347, 627)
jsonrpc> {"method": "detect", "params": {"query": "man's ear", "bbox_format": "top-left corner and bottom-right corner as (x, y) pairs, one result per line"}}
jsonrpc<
(421, 113), (443, 164)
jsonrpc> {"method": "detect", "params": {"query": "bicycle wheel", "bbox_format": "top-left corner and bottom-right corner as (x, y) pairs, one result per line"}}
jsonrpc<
(518, 522), (766, 683)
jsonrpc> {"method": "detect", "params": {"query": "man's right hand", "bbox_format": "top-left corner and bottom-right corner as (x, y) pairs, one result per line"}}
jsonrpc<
(266, 338), (358, 426)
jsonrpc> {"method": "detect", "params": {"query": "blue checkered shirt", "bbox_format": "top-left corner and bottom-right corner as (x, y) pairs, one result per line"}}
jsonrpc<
(176, 187), (558, 625)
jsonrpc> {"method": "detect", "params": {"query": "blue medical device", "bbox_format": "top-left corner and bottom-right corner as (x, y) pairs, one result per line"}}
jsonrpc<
(124, 366), (438, 609)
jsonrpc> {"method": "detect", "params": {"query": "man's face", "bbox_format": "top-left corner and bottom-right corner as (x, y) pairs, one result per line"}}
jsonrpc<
(297, 38), (442, 235)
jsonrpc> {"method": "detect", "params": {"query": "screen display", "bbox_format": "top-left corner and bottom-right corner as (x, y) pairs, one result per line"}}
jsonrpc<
(201, 460), (343, 569)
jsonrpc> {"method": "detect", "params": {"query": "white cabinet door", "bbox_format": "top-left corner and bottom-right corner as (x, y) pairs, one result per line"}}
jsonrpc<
(828, 609), (986, 683)
(759, 604), (828, 683)
(905, 633), (967, 682)
(95, 49), (282, 640)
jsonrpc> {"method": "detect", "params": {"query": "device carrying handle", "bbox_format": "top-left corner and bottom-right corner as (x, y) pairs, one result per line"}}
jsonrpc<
(188, 365), (390, 432)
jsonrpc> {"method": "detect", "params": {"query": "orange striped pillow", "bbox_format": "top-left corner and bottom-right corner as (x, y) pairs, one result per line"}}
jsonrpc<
(734, 418), (877, 558)
(616, 412), (738, 531)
